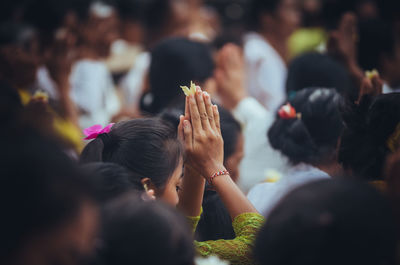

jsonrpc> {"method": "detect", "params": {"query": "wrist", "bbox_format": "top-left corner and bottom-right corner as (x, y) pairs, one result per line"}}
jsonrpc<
(209, 171), (231, 186)
(206, 167), (229, 185)
(203, 164), (226, 180)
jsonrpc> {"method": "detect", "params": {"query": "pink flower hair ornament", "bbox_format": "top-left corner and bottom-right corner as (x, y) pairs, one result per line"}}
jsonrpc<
(83, 123), (115, 140)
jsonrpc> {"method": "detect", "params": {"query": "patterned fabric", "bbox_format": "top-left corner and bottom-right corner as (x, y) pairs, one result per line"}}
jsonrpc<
(188, 212), (265, 265)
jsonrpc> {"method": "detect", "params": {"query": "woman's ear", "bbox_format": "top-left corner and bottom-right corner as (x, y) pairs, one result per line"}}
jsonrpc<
(141, 178), (157, 193)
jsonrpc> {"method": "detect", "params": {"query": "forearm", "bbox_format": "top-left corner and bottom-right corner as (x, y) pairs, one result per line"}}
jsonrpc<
(177, 165), (205, 217)
(213, 174), (258, 220)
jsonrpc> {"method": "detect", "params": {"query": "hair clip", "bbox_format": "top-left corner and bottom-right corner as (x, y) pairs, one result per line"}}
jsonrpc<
(83, 123), (115, 140)
(278, 103), (301, 119)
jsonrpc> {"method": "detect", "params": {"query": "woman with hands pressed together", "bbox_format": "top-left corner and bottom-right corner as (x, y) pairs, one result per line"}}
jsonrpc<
(80, 84), (264, 265)
(177, 86), (265, 265)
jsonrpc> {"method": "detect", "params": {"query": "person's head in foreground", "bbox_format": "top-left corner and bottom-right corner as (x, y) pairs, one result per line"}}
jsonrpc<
(254, 179), (397, 265)
(80, 118), (183, 206)
(81, 162), (146, 204)
(0, 130), (99, 265)
(339, 93), (400, 180)
(268, 87), (344, 175)
(92, 194), (194, 265)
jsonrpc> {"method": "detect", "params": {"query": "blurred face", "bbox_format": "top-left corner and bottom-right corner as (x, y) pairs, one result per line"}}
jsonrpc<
(159, 159), (183, 206)
(224, 134), (244, 183)
(275, 0), (301, 37)
(79, 12), (119, 58)
(262, 0), (301, 39)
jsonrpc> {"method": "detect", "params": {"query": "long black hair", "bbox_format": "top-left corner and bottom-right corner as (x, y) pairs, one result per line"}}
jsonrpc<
(268, 87), (344, 165)
(80, 118), (182, 190)
(339, 93), (400, 180)
(82, 162), (145, 204)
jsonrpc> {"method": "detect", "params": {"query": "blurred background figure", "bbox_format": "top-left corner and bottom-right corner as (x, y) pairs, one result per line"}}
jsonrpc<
(244, 0), (301, 111)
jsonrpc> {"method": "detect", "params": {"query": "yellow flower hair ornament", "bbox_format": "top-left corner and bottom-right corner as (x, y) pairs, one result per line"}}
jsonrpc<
(180, 81), (197, 96)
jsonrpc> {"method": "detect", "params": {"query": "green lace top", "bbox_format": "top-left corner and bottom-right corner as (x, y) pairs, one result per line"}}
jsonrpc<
(187, 212), (265, 265)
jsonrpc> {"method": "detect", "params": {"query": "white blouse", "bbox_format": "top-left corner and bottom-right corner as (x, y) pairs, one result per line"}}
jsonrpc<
(243, 32), (287, 112)
(248, 163), (330, 217)
(232, 97), (290, 193)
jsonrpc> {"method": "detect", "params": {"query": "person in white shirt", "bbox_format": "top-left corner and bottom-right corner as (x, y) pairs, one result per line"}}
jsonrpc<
(243, 0), (300, 111)
(247, 88), (344, 217)
(35, 1), (121, 129)
(215, 44), (289, 193)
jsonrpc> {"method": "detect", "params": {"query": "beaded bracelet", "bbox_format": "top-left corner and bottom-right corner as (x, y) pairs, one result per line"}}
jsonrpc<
(208, 170), (230, 185)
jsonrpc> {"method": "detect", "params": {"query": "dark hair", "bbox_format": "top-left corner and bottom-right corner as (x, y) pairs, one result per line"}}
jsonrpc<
(23, 0), (91, 46)
(0, 22), (37, 52)
(0, 80), (23, 126)
(248, 0), (282, 29)
(196, 189), (235, 241)
(0, 0), (26, 22)
(94, 195), (194, 265)
(142, 37), (214, 114)
(286, 52), (354, 100)
(338, 93), (400, 180)
(80, 118), (182, 190)
(82, 162), (144, 204)
(219, 107), (242, 160)
(254, 179), (397, 265)
(111, 0), (143, 22)
(320, 0), (354, 30)
(357, 19), (396, 72)
(0, 129), (95, 263)
(268, 88), (344, 165)
(139, 0), (170, 33)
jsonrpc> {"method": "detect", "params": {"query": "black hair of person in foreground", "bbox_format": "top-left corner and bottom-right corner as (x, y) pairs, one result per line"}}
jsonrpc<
(141, 37), (214, 115)
(0, 129), (98, 265)
(82, 162), (145, 204)
(254, 179), (397, 265)
(160, 106), (242, 241)
(339, 93), (400, 180)
(92, 194), (195, 265)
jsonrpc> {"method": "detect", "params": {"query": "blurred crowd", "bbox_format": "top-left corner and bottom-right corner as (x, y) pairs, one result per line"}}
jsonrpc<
(1, 0), (400, 265)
